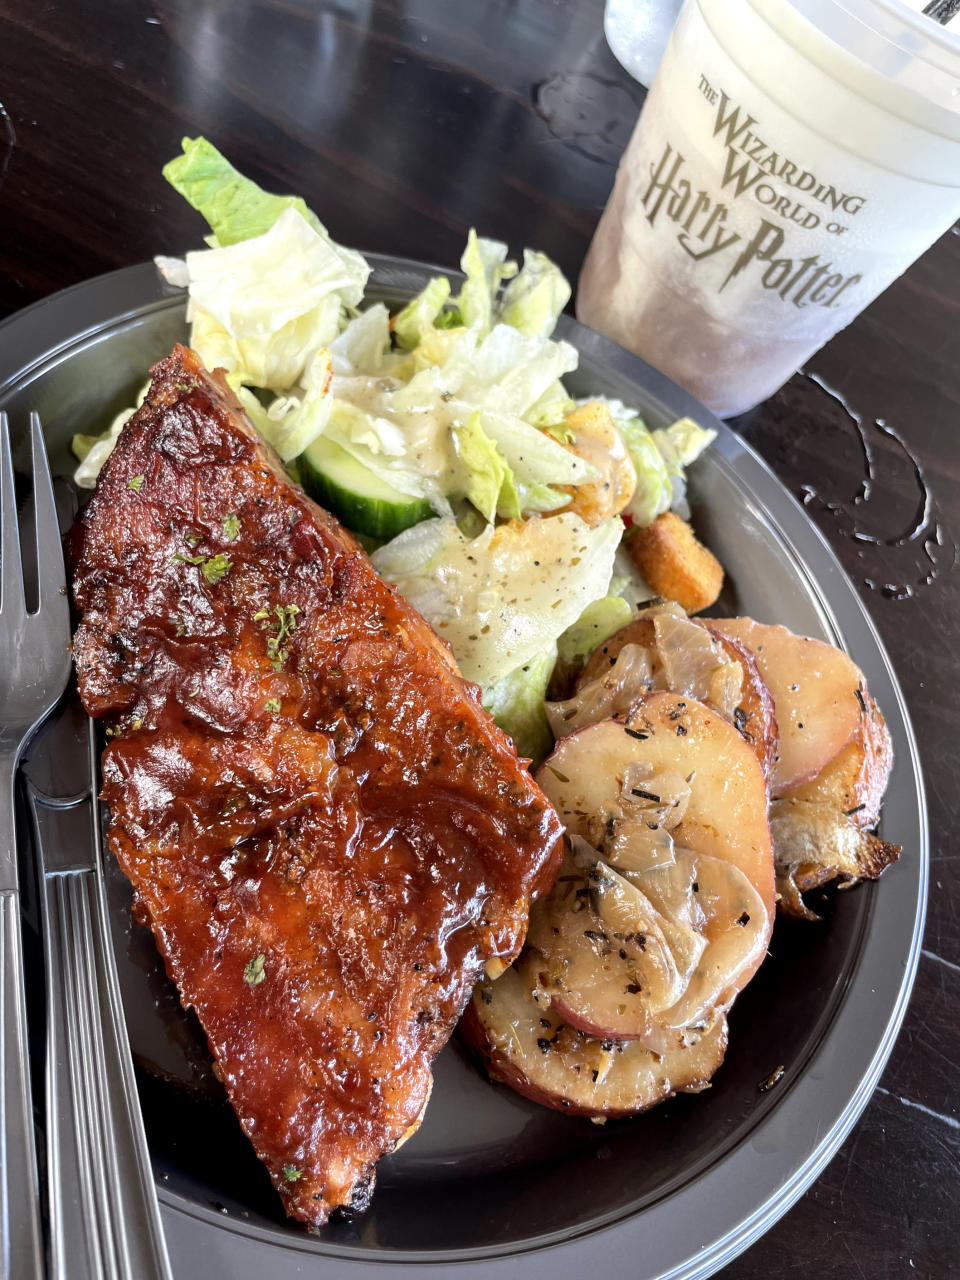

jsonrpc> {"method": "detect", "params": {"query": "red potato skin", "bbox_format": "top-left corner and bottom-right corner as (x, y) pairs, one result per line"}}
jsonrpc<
(550, 993), (634, 1042)
(458, 1000), (607, 1118)
(704, 625), (779, 782)
(70, 346), (563, 1226)
(459, 984), (728, 1118)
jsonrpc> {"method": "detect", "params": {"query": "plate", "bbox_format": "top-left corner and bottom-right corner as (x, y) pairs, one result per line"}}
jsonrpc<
(0, 256), (928, 1280)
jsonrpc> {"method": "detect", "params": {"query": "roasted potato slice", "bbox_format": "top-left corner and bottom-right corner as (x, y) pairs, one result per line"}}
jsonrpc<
(536, 693), (774, 1006)
(573, 609), (778, 779)
(771, 692), (899, 919)
(466, 693), (773, 1112)
(461, 956), (728, 1118)
(527, 845), (767, 1052)
(710, 618), (867, 798)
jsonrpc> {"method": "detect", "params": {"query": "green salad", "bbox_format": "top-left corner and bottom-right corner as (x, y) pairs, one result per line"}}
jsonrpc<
(73, 137), (715, 762)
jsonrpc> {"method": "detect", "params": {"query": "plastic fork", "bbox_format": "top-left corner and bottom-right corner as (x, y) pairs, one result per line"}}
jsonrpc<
(0, 410), (71, 1279)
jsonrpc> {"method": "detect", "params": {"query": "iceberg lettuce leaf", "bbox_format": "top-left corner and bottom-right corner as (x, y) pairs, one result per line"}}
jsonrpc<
(499, 248), (571, 340)
(372, 512), (621, 685)
(482, 648), (557, 764)
(454, 412), (513, 524)
(392, 277), (452, 351)
(456, 231), (516, 336)
(557, 595), (634, 668)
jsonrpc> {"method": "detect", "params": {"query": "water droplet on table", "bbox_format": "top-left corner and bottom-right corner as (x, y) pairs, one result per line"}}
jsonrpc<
(533, 71), (642, 165)
(798, 373), (956, 601)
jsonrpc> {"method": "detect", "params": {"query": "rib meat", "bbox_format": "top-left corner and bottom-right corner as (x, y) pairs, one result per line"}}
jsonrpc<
(70, 345), (562, 1225)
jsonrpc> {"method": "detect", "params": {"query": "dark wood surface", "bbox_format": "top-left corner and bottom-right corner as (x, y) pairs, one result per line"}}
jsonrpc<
(1, 0), (957, 1274)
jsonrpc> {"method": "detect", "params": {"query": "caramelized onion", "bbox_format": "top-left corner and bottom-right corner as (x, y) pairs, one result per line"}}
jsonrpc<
(546, 642), (651, 738)
(653, 613), (727, 700)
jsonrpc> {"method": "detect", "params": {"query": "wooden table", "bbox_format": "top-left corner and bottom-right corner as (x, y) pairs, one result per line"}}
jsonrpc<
(1, 1), (956, 1274)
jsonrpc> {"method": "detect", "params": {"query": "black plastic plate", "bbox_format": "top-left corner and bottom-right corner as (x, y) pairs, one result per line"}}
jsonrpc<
(0, 257), (927, 1280)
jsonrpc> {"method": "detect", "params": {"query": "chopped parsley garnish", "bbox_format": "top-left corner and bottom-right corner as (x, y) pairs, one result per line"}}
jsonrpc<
(222, 514), (241, 542)
(185, 532), (202, 548)
(264, 697), (282, 714)
(255, 603), (301, 672)
(282, 1164), (303, 1182)
(173, 551), (232, 584)
(127, 474), (145, 492)
(175, 380), (198, 393)
(243, 954), (266, 987)
(201, 553), (232, 584)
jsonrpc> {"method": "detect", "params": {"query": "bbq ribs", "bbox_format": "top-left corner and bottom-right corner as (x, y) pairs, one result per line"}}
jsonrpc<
(71, 345), (562, 1225)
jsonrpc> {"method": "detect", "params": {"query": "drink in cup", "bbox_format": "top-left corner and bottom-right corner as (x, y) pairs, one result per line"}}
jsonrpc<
(578, 0), (960, 416)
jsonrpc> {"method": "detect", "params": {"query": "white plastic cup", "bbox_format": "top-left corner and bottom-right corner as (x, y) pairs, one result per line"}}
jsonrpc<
(578, 0), (960, 416)
(604, 0), (684, 86)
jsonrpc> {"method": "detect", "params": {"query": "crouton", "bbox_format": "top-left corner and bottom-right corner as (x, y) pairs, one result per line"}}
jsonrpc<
(627, 511), (723, 613)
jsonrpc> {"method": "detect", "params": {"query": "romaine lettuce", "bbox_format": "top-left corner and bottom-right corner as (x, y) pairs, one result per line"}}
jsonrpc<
(330, 304), (393, 375)
(72, 382), (150, 488)
(651, 417), (717, 519)
(179, 207), (368, 391)
(163, 136), (324, 247)
(618, 414), (673, 527)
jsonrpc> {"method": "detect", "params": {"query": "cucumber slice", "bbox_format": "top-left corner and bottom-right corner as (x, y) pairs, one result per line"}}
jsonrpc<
(300, 435), (433, 540)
